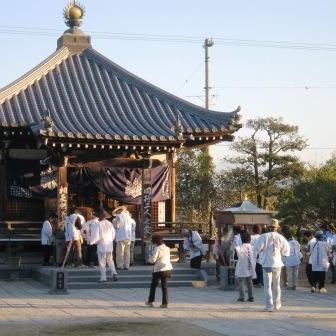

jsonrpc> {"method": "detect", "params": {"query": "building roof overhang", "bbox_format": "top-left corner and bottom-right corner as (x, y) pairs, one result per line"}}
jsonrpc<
(0, 29), (242, 153)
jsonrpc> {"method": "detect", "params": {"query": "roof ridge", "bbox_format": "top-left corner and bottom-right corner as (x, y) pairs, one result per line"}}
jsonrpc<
(0, 47), (70, 104)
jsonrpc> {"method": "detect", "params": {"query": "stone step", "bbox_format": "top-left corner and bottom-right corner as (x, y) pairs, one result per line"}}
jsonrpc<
(66, 268), (199, 276)
(68, 274), (200, 283)
(67, 280), (206, 289)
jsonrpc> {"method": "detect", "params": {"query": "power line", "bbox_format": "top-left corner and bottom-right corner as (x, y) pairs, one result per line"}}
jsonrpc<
(213, 86), (336, 90)
(0, 25), (336, 51)
(215, 144), (336, 150)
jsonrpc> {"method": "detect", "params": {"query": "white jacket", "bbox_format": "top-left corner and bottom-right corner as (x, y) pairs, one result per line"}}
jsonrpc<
(183, 230), (205, 259)
(310, 240), (331, 271)
(113, 212), (132, 242)
(149, 244), (173, 272)
(130, 218), (136, 242)
(283, 239), (302, 267)
(41, 220), (53, 245)
(250, 234), (260, 262)
(235, 243), (256, 278)
(253, 232), (290, 268)
(65, 214), (81, 242)
(331, 234), (336, 266)
(81, 219), (99, 245)
(91, 219), (116, 254)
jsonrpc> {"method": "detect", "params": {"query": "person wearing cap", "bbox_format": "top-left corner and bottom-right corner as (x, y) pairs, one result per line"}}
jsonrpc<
(253, 218), (290, 312)
(112, 206), (132, 270)
(90, 207), (118, 282)
(310, 230), (332, 293)
(183, 229), (205, 269)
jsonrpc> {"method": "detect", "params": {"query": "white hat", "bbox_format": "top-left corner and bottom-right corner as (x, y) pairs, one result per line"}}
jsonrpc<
(271, 218), (280, 228)
(112, 205), (127, 216)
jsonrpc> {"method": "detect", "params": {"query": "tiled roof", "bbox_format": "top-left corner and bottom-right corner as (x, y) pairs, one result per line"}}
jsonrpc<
(0, 45), (241, 146)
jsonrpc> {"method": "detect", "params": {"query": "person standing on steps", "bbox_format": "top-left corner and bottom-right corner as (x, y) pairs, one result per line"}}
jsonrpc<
(90, 208), (118, 283)
(146, 235), (173, 308)
(41, 212), (57, 266)
(113, 206), (132, 270)
(253, 219), (290, 312)
(183, 229), (205, 269)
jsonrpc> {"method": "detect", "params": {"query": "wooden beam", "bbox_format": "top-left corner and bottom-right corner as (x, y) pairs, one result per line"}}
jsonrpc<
(0, 144), (7, 221)
(57, 158), (68, 230)
(170, 152), (177, 223)
(141, 161), (152, 263)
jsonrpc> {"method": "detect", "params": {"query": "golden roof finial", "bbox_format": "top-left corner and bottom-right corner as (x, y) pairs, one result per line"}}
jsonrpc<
(63, 1), (85, 29)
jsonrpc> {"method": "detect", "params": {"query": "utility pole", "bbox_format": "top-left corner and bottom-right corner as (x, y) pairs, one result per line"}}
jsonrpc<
(204, 38), (214, 110)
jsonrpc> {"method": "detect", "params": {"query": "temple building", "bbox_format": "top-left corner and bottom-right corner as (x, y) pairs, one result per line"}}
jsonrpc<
(0, 1), (242, 244)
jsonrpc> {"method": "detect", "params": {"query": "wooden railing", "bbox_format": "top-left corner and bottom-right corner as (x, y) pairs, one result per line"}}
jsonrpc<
(0, 221), (42, 242)
(151, 221), (211, 236)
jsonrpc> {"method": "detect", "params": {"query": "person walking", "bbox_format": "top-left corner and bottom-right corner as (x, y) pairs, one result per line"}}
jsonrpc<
(90, 208), (118, 282)
(41, 212), (57, 266)
(250, 224), (263, 287)
(235, 232), (256, 302)
(146, 235), (173, 308)
(253, 219), (290, 312)
(183, 229), (205, 269)
(305, 230), (316, 288)
(283, 231), (302, 290)
(310, 230), (331, 293)
(113, 206), (132, 270)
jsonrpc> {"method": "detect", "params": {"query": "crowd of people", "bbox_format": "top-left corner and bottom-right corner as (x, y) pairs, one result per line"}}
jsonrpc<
(42, 211), (336, 311)
(227, 220), (336, 312)
(41, 205), (136, 282)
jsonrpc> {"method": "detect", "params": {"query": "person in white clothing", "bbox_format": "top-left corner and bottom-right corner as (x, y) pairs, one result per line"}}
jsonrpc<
(128, 212), (137, 266)
(90, 208), (118, 282)
(64, 212), (84, 267)
(305, 230), (316, 288)
(235, 232), (256, 302)
(113, 206), (132, 270)
(41, 212), (57, 266)
(81, 210), (99, 267)
(253, 219), (290, 312)
(310, 230), (331, 293)
(146, 235), (173, 308)
(282, 231), (303, 290)
(251, 224), (263, 287)
(331, 232), (336, 284)
(183, 229), (205, 269)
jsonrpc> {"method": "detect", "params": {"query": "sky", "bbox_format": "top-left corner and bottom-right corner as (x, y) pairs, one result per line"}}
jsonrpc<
(0, 0), (335, 169)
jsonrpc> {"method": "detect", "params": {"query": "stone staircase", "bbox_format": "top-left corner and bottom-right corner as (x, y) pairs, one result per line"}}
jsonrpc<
(66, 266), (205, 289)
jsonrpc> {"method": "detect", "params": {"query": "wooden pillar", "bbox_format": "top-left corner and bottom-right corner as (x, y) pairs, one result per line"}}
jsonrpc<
(141, 160), (152, 263)
(0, 143), (8, 221)
(57, 158), (68, 229)
(170, 152), (177, 224)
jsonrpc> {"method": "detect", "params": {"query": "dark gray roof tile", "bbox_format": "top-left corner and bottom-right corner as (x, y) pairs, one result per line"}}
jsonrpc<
(0, 46), (241, 143)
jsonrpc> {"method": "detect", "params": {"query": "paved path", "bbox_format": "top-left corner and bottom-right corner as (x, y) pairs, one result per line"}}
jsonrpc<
(0, 280), (335, 336)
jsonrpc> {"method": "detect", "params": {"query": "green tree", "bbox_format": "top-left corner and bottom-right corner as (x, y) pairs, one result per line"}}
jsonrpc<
(176, 148), (216, 223)
(278, 157), (336, 231)
(225, 117), (307, 209)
